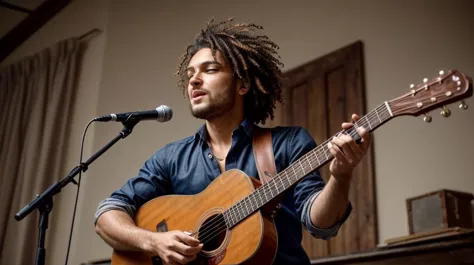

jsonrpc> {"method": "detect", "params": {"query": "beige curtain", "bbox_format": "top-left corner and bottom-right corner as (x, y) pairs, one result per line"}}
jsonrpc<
(0, 38), (83, 265)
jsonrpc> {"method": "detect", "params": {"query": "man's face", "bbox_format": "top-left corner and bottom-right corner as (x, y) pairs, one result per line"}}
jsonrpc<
(186, 48), (240, 120)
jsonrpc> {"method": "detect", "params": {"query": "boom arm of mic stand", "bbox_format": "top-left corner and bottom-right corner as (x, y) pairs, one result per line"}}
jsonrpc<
(14, 119), (139, 265)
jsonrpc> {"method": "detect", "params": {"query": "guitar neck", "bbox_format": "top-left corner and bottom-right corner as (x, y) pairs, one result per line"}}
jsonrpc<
(224, 102), (394, 228)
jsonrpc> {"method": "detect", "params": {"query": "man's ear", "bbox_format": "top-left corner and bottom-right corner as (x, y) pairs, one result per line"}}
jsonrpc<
(236, 78), (249, 95)
(238, 86), (249, 95)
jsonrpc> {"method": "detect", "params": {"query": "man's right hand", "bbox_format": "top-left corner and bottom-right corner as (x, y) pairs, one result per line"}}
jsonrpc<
(148, 230), (203, 265)
(95, 211), (203, 265)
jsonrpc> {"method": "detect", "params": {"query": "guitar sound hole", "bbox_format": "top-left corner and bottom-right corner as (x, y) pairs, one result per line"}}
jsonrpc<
(198, 213), (227, 252)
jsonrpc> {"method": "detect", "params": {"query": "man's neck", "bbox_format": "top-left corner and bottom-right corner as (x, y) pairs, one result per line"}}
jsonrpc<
(205, 115), (244, 148)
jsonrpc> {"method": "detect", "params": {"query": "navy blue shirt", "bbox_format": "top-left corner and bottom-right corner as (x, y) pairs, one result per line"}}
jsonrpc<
(95, 119), (351, 265)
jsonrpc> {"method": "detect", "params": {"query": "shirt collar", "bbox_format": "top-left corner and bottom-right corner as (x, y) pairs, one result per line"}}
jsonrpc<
(194, 119), (254, 143)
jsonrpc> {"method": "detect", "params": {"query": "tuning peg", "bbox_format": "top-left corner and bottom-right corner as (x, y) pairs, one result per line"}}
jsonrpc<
(423, 78), (429, 90)
(440, 106), (451, 117)
(423, 114), (432, 123)
(439, 70), (444, 75)
(459, 100), (468, 110)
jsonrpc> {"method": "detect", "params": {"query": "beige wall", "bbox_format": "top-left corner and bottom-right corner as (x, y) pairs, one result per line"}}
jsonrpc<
(2, 0), (474, 264)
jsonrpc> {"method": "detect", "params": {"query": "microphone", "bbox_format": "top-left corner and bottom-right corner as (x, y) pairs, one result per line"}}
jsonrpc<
(93, 105), (173, 122)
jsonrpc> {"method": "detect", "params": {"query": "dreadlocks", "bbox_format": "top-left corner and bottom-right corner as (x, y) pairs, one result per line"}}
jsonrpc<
(176, 17), (284, 124)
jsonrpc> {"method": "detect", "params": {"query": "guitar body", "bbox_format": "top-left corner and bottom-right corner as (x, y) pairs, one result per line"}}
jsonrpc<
(111, 169), (278, 265)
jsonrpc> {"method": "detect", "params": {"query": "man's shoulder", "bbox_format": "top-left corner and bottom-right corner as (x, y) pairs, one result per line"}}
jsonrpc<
(153, 135), (196, 157)
(264, 125), (316, 147)
(167, 135), (196, 147)
(266, 125), (309, 138)
(162, 135), (196, 151)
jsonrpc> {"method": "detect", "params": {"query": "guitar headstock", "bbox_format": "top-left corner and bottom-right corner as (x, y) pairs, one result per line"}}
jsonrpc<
(389, 70), (473, 121)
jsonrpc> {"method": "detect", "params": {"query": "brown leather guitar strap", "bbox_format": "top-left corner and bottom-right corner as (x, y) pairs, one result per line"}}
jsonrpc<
(252, 126), (282, 217)
(252, 126), (277, 185)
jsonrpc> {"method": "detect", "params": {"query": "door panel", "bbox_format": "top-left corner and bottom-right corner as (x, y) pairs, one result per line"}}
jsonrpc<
(266, 41), (377, 258)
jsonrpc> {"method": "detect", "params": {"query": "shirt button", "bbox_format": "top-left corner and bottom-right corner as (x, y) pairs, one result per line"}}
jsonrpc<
(208, 153), (213, 159)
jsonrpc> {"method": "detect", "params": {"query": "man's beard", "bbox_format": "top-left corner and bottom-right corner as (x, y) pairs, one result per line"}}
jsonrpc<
(189, 88), (236, 120)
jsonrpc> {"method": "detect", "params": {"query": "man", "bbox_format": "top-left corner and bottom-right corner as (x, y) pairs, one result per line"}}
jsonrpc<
(94, 18), (371, 265)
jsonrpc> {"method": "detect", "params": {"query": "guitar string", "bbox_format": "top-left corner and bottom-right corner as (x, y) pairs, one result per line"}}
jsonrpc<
(192, 106), (391, 243)
(199, 92), (462, 243)
(205, 92), (429, 234)
(208, 86), (456, 238)
(193, 107), (391, 244)
(193, 106), (392, 244)
(196, 110), (392, 245)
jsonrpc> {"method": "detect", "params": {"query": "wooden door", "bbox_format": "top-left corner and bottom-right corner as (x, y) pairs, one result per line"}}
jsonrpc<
(265, 41), (377, 258)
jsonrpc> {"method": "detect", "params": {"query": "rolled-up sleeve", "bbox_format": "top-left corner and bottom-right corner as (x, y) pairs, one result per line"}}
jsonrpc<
(94, 146), (173, 224)
(300, 191), (352, 239)
(289, 127), (352, 239)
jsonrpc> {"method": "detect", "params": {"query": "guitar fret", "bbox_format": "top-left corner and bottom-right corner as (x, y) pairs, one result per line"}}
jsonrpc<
(284, 171), (291, 187)
(299, 161), (305, 175)
(244, 198), (250, 216)
(291, 165), (296, 176)
(263, 186), (269, 203)
(306, 155), (313, 170)
(223, 212), (230, 227)
(256, 190), (262, 208)
(252, 194), (258, 211)
(236, 206), (241, 224)
(247, 196), (253, 214)
(374, 107), (382, 124)
(274, 180), (280, 193)
(278, 175), (285, 190)
(365, 115), (372, 130)
(268, 183), (274, 198)
(232, 210), (237, 226)
(235, 206), (240, 225)
(248, 194), (255, 213)
(314, 150), (320, 165)
(227, 207), (233, 226)
(231, 206), (237, 226)
(229, 213), (237, 226)
(233, 206), (239, 224)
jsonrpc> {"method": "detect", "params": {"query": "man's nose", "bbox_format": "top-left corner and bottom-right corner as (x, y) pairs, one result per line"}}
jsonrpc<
(189, 74), (203, 87)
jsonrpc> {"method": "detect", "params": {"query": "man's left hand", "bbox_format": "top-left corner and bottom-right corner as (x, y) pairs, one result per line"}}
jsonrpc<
(327, 114), (371, 182)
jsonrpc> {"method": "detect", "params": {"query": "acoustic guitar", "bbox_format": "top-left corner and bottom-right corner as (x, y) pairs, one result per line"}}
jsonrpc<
(111, 70), (472, 265)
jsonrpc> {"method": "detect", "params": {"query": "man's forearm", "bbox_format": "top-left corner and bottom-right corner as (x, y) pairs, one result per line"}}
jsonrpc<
(309, 175), (350, 228)
(95, 210), (153, 253)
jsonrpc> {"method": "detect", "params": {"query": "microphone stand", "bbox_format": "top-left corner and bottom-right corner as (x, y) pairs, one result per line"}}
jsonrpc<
(15, 119), (140, 265)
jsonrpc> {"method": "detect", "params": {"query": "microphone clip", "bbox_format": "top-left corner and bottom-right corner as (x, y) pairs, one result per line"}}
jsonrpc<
(120, 118), (141, 138)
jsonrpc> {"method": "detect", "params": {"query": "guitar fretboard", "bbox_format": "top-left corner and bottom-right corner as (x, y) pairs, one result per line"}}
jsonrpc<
(223, 102), (393, 228)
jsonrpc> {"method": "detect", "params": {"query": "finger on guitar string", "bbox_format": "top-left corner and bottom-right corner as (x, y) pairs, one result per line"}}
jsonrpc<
(331, 135), (356, 162)
(327, 142), (348, 165)
(356, 126), (371, 150)
(175, 231), (201, 246)
(340, 132), (365, 159)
